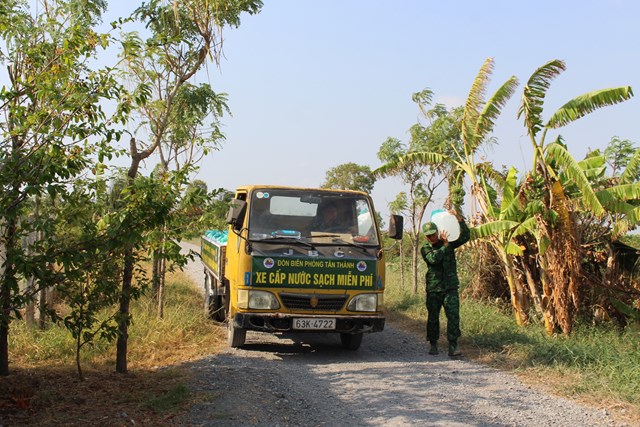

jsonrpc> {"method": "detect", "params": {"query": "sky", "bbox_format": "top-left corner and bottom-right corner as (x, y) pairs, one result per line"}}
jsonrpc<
(106, 0), (640, 218)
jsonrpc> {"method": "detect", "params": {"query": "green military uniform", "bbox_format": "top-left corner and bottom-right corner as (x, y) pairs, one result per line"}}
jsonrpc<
(420, 219), (470, 355)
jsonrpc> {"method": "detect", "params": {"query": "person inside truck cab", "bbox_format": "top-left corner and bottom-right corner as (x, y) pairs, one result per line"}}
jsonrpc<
(311, 203), (356, 233)
(310, 203), (340, 232)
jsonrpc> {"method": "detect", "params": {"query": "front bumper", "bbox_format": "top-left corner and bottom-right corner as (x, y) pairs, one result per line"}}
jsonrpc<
(232, 313), (385, 334)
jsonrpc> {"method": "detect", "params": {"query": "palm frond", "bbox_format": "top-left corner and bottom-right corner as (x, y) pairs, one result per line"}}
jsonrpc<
(546, 86), (634, 129)
(372, 151), (448, 179)
(479, 174), (498, 219)
(517, 59), (566, 137)
(476, 162), (506, 188)
(597, 183), (640, 203)
(577, 154), (605, 170)
(499, 167), (519, 219)
(472, 76), (519, 150)
(462, 58), (494, 146)
(545, 142), (605, 217)
(513, 216), (538, 237)
(470, 220), (519, 239)
(505, 241), (524, 256)
(620, 147), (640, 184)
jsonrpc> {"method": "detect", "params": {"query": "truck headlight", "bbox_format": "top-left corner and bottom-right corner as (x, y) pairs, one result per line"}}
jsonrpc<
(347, 293), (378, 312)
(247, 290), (280, 310)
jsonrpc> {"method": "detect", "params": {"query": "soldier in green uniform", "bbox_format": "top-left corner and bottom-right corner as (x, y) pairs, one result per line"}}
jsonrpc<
(420, 211), (470, 357)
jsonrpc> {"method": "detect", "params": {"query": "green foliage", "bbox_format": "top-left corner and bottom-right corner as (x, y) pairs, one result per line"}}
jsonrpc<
(517, 59), (566, 137)
(321, 163), (376, 194)
(604, 136), (637, 177)
(546, 87), (634, 129)
(0, 0), (129, 375)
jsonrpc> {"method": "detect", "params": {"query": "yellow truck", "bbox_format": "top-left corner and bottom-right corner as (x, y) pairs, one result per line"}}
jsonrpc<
(201, 185), (403, 350)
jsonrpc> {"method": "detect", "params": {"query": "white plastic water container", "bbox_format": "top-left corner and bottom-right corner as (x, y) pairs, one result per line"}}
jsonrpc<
(430, 210), (461, 241)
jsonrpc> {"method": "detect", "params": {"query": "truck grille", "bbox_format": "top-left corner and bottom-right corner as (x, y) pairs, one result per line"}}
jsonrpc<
(279, 293), (348, 311)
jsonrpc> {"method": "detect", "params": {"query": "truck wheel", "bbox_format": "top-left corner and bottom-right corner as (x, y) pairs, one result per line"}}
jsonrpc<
(227, 317), (246, 348)
(203, 273), (216, 320)
(340, 332), (363, 350)
(212, 283), (225, 322)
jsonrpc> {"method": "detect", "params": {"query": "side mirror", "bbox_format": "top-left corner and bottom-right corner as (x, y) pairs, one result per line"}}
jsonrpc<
(388, 214), (403, 240)
(226, 199), (247, 231)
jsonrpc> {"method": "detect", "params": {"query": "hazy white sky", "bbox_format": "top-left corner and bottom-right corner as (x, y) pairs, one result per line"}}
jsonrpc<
(108, 0), (640, 217)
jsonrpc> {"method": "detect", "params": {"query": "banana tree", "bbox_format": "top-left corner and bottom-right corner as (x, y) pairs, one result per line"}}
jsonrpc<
(517, 59), (634, 334)
(470, 167), (534, 325)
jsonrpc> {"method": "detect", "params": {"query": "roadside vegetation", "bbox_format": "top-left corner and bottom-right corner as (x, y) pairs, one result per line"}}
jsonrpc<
(1, 270), (224, 426)
(384, 249), (640, 423)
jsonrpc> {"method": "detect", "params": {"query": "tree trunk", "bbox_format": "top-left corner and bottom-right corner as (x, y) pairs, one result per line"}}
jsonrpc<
(116, 138), (146, 374)
(542, 181), (582, 335)
(152, 251), (160, 302)
(157, 254), (166, 319)
(500, 251), (529, 326)
(399, 237), (405, 290)
(116, 247), (134, 373)
(38, 284), (47, 330)
(411, 238), (420, 295)
(76, 325), (84, 381)
(518, 254), (543, 315)
(0, 216), (16, 376)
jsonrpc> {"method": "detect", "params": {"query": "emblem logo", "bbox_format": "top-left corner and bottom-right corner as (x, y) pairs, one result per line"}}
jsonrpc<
(310, 296), (319, 308)
(357, 261), (367, 272)
(263, 258), (274, 268)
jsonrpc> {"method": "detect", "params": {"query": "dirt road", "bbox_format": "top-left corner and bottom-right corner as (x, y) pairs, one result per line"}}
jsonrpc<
(178, 242), (628, 427)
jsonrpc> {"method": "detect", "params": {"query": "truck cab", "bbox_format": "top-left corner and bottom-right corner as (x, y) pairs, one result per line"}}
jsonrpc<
(202, 185), (403, 350)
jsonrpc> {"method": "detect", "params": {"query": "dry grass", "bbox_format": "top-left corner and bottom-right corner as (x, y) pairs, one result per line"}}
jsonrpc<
(1, 269), (226, 426)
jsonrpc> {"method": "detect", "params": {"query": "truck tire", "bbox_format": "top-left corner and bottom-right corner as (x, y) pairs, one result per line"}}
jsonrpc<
(203, 272), (216, 320)
(340, 332), (363, 350)
(212, 282), (225, 322)
(227, 317), (246, 348)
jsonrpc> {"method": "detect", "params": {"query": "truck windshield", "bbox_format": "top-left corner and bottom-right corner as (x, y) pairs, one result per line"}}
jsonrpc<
(248, 189), (379, 245)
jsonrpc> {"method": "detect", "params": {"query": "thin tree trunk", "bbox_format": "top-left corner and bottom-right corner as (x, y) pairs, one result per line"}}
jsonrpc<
(519, 255), (543, 315)
(399, 237), (405, 290)
(76, 323), (84, 381)
(116, 247), (133, 373)
(116, 138), (146, 374)
(24, 196), (41, 327)
(38, 285), (47, 330)
(501, 252), (529, 326)
(157, 250), (166, 319)
(152, 252), (160, 302)
(0, 216), (17, 376)
(411, 240), (419, 295)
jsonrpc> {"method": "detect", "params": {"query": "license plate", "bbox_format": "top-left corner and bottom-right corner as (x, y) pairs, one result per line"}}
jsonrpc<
(293, 318), (336, 330)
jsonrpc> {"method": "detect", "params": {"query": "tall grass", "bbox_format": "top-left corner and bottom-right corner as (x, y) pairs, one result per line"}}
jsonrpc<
(384, 264), (640, 415)
(8, 269), (224, 370)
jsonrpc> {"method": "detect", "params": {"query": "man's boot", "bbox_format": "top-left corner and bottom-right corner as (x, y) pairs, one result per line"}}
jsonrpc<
(428, 341), (438, 355)
(448, 342), (462, 357)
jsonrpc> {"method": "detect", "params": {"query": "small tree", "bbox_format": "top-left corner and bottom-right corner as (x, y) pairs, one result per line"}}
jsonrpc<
(112, 0), (262, 372)
(0, 0), (127, 376)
